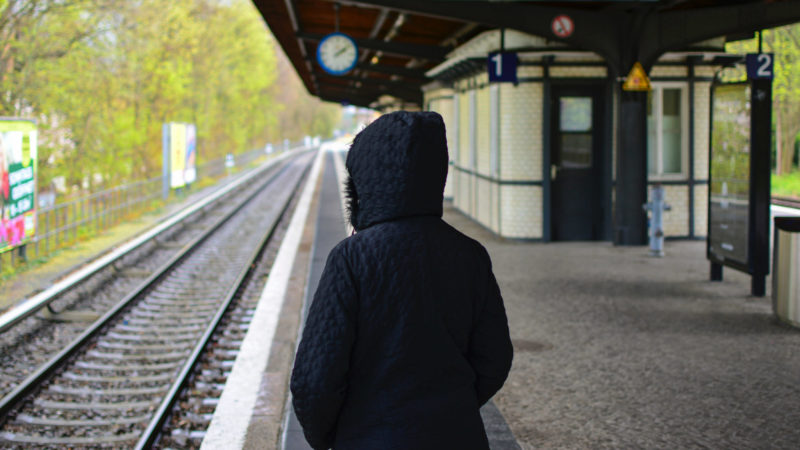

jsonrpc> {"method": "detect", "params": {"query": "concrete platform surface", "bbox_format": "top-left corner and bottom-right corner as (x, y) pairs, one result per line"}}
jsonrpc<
(447, 210), (800, 449)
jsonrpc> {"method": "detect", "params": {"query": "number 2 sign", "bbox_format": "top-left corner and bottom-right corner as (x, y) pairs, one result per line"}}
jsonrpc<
(487, 52), (518, 83)
(746, 53), (774, 80)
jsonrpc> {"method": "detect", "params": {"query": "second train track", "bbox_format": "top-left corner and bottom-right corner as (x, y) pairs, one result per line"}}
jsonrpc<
(0, 150), (316, 448)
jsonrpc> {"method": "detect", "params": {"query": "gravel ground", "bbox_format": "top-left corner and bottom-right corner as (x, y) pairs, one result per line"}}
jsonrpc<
(442, 205), (800, 450)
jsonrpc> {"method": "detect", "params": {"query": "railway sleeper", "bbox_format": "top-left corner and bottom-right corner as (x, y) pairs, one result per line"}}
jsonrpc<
(33, 398), (157, 410)
(95, 341), (194, 352)
(114, 323), (206, 333)
(86, 348), (188, 358)
(105, 331), (198, 342)
(0, 431), (141, 446)
(73, 360), (178, 371)
(13, 412), (150, 426)
(45, 386), (168, 397)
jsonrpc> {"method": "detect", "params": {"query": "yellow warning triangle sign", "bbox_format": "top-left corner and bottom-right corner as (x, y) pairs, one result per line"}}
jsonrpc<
(623, 62), (651, 91)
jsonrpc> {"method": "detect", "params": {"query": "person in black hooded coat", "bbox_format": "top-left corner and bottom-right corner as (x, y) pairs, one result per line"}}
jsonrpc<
(290, 111), (513, 450)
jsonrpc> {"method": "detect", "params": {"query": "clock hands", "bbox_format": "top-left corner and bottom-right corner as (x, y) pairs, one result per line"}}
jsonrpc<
(334, 46), (350, 57)
(318, 33), (357, 74)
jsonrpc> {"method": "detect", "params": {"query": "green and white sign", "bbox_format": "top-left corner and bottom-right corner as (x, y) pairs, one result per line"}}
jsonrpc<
(0, 118), (37, 253)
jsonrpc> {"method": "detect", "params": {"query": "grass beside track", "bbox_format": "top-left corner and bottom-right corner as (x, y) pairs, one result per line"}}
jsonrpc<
(773, 171), (800, 201)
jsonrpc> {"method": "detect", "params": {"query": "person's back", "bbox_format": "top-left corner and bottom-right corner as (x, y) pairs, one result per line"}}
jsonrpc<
(290, 111), (513, 450)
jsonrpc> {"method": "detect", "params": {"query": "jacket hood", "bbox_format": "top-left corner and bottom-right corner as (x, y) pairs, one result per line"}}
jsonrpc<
(345, 111), (449, 231)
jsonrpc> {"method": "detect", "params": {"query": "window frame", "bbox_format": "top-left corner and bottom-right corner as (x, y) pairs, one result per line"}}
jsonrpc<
(469, 90), (477, 170)
(452, 94), (460, 165)
(489, 84), (500, 178)
(647, 82), (689, 180)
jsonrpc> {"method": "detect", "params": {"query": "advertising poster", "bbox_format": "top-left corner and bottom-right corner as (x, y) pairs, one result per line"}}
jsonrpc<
(169, 123), (187, 188)
(184, 124), (197, 184)
(0, 119), (37, 253)
(708, 83), (751, 269)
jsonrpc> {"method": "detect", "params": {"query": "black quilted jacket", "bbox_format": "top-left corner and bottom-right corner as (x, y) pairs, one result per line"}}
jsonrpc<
(290, 111), (513, 450)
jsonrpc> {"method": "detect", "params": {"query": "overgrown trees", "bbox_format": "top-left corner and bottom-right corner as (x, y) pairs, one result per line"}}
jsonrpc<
(0, 0), (340, 193)
(727, 25), (800, 175)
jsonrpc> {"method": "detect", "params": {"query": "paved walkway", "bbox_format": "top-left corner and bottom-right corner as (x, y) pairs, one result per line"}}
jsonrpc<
(444, 208), (800, 449)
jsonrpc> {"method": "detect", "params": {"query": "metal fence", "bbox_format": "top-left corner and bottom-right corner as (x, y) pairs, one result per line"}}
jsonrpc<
(0, 143), (302, 272)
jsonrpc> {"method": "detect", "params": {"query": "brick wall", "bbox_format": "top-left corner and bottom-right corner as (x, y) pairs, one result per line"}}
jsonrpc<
(500, 185), (543, 238)
(499, 83), (542, 180)
(476, 86), (491, 176)
(694, 184), (708, 238)
(424, 89), (456, 199)
(694, 82), (712, 181)
(550, 66), (608, 78)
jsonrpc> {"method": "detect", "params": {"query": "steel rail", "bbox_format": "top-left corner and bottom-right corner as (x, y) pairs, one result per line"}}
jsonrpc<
(772, 196), (800, 211)
(0, 148), (304, 335)
(135, 153), (313, 449)
(0, 151), (310, 422)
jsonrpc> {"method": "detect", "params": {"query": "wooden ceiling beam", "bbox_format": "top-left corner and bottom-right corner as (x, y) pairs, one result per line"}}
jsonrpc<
(297, 31), (448, 61)
(354, 62), (429, 80)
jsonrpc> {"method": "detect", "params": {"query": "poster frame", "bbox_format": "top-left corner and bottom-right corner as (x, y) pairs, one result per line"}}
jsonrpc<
(707, 80), (751, 274)
(0, 117), (37, 255)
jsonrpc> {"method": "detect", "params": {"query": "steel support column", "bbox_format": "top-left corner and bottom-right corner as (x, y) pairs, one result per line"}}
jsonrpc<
(614, 90), (648, 246)
(749, 77), (772, 296)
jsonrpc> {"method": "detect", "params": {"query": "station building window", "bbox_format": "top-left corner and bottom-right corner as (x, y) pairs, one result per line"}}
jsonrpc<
(489, 84), (499, 178)
(469, 90), (477, 169)
(647, 84), (688, 178)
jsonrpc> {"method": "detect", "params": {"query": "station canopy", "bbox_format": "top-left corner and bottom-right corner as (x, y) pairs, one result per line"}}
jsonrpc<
(252, 0), (800, 108)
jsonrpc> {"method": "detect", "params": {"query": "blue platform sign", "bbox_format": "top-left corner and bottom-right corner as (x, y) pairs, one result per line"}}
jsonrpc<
(746, 53), (774, 80)
(488, 52), (518, 83)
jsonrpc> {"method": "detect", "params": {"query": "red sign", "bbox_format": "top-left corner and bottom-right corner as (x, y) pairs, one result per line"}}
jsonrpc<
(551, 15), (574, 38)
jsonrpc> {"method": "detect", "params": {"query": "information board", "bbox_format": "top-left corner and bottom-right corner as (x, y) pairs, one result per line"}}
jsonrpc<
(169, 123), (187, 188)
(0, 119), (37, 254)
(185, 124), (197, 184)
(164, 123), (197, 189)
(708, 83), (751, 270)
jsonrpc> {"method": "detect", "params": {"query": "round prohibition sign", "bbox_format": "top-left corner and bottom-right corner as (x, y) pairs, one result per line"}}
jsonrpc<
(551, 14), (574, 38)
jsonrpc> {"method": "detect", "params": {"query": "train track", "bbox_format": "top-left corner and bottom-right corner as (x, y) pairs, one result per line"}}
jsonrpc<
(0, 150), (315, 448)
(772, 196), (800, 210)
(0, 158), (290, 403)
(0, 151), (300, 403)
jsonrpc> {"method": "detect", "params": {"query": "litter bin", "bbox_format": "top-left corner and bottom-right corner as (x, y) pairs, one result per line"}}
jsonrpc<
(773, 217), (800, 327)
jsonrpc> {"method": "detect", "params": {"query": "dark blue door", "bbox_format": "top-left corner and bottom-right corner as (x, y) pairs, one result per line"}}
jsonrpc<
(551, 86), (604, 241)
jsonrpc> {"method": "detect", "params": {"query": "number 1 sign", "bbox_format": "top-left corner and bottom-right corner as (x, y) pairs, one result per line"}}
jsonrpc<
(487, 52), (518, 83)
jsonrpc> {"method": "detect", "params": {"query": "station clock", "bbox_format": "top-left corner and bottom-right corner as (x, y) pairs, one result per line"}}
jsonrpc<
(317, 32), (358, 76)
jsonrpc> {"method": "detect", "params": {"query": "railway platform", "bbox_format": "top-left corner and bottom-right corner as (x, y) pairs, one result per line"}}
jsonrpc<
(202, 148), (800, 449)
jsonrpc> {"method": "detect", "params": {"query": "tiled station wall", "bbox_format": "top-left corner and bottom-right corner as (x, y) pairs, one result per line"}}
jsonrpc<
(426, 55), (717, 240)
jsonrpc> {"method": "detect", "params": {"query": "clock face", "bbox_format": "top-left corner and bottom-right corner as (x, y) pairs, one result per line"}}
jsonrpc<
(317, 33), (358, 75)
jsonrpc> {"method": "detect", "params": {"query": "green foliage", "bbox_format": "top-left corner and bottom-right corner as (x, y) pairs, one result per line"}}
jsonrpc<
(710, 84), (751, 197)
(772, 171), (800, 200)
(0, 0), (340, 194)
(726, 26), (800, 175)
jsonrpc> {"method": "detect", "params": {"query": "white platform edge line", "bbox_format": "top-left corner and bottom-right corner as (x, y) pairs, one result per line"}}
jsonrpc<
(0, 149), (301, 330)
(771, 205), (800, 218)
(200, 149), (323, 450)
(280, 149), (349, 449)
(331, 150), (353, 236)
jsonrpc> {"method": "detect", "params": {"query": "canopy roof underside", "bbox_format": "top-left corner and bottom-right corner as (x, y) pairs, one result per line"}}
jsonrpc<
(252, 0), (800, 108)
